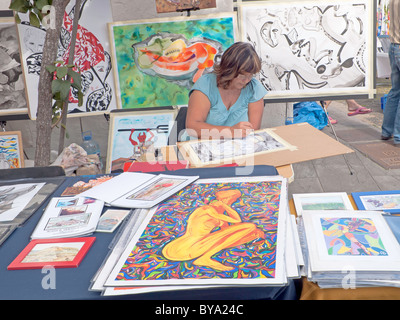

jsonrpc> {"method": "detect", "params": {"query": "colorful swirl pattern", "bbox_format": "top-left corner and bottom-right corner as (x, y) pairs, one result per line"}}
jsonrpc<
(116, 180), (282, 281)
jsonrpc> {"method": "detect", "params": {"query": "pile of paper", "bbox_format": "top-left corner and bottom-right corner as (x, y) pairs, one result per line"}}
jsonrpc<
(90, 176), (304, 296)
(298, 209), (400, 288)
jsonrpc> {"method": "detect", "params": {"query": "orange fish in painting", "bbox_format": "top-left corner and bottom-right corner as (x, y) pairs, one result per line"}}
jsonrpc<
(136, 38), (218, 83)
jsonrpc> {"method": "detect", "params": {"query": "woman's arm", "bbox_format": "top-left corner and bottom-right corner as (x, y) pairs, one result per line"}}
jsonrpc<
(248, 98), (265, 130)
(186, 90), (254, 139)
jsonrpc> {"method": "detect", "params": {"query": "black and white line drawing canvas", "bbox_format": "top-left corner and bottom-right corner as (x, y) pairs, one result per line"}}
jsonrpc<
(239, 0), (374, 101)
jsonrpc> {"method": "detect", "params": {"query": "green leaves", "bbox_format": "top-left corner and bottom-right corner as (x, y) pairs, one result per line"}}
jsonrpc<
(9, 0), (53, 27)
(46, 61), (84, 123)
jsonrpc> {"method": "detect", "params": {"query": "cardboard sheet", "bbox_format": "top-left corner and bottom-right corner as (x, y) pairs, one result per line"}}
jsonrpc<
(177, 123), (354, 168)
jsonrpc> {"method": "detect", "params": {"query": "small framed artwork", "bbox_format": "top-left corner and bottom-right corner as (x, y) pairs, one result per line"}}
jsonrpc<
(293, 192), (354, 216)
(352, 190), (400, 214)
(0, 131), (24, 169)
(8, 237), (96, 270)
(302, 211), (400, 273)
(106, 108), (178, 173)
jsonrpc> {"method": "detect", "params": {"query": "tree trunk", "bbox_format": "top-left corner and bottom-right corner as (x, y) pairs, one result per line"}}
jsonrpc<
(34, 0), (71, 167)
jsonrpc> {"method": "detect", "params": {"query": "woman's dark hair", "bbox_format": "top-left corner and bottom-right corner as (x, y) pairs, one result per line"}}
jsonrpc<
(214, 42), (262, 89)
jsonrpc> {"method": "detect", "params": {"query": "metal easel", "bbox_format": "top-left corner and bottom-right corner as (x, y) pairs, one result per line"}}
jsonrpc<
(320, 100), (354, 175)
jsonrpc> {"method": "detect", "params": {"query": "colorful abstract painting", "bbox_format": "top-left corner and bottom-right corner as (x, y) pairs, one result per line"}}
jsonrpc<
(106, 177), (287, 286)
(321, 217), (388, 256)
(108, 13), (236, 109)
(0, 131), (24, 169)
(239, 0), (375, 101)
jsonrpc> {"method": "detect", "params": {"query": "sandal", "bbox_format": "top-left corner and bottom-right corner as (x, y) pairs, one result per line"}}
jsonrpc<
(328, 116), (337, 124)
(347, 107), (372, 116)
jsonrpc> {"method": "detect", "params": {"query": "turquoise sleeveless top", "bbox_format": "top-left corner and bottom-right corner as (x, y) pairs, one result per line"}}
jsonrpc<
(189, 73), (268, 126)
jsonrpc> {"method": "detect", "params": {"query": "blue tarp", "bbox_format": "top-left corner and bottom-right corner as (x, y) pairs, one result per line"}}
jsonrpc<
(293, 101), (328, 130)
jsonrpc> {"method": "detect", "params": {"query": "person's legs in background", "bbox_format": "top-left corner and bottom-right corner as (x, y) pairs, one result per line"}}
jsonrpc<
(382, 43), (400, 144)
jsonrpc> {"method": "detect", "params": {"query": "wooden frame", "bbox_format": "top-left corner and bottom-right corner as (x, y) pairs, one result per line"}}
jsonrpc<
(177, 127), (294, 167)
(8, 237), (95, 270)
(16, 0), (117, 120)
(0, 14), (28, 117)
(0, 131), (24, 169)
(106, 108), (178, 173)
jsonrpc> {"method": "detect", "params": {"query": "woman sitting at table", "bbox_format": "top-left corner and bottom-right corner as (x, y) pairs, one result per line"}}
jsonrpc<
(185, 42), (268, 140)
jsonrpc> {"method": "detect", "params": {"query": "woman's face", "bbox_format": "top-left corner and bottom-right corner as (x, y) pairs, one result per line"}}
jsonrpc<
(230, 72), (253, 90)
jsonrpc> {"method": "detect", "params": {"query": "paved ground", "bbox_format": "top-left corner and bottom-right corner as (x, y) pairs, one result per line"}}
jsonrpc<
(288, 77), (400, 198)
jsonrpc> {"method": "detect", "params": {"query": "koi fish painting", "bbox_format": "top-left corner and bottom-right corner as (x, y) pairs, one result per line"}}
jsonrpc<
(109, 13), (236, 109)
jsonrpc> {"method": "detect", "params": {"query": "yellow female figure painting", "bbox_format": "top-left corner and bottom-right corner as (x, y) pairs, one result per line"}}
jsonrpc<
(162, 189), (265, 271)
(115, 180), (282, 282)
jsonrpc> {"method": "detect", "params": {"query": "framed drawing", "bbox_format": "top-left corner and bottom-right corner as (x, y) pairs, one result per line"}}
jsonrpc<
(177, 127), (294, 167)
(155, 0), (217, 13)
(238, 0), (375, 102)
(16, 0), (117, 120)
(0, 131), (24, 169)
(0, 15), (28, 117)
(108, 13), (237, 109)
(7, 237), (95, 270)
(352, 190), (400, 214)
(293, 192), (354, 216)
(105, 176), (288, 287)
(302, 211), (400, 274)
(106, 108), (178, 173)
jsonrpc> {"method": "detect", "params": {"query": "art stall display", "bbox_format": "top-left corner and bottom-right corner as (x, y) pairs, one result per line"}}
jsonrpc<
(31, 196), (104, 239)
(16, 0), (117, 120)
(238, 0), (375, 101)
(89, 176), (299, 296)
(0, 15), (28, 117)
(106, 108), (177, 173)
(0, 131), (24, 169)
(293, 192), (354, 216)
(177, 127), (294, 167)
(108, 13), (237, 109)
(352, 190), (400, 215)
(300, 210), (400, 288)
(79, 171), (199, 209)
(8, 237), (95, 270)
(155, 0), (217, 13)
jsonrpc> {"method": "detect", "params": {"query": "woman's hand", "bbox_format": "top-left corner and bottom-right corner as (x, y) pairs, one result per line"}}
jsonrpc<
(231, 121), (254, 138)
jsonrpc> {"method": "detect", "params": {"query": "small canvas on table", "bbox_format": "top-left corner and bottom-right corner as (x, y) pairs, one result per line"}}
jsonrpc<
(293, 192), (354, 216)
(352, 190), (400, 214)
